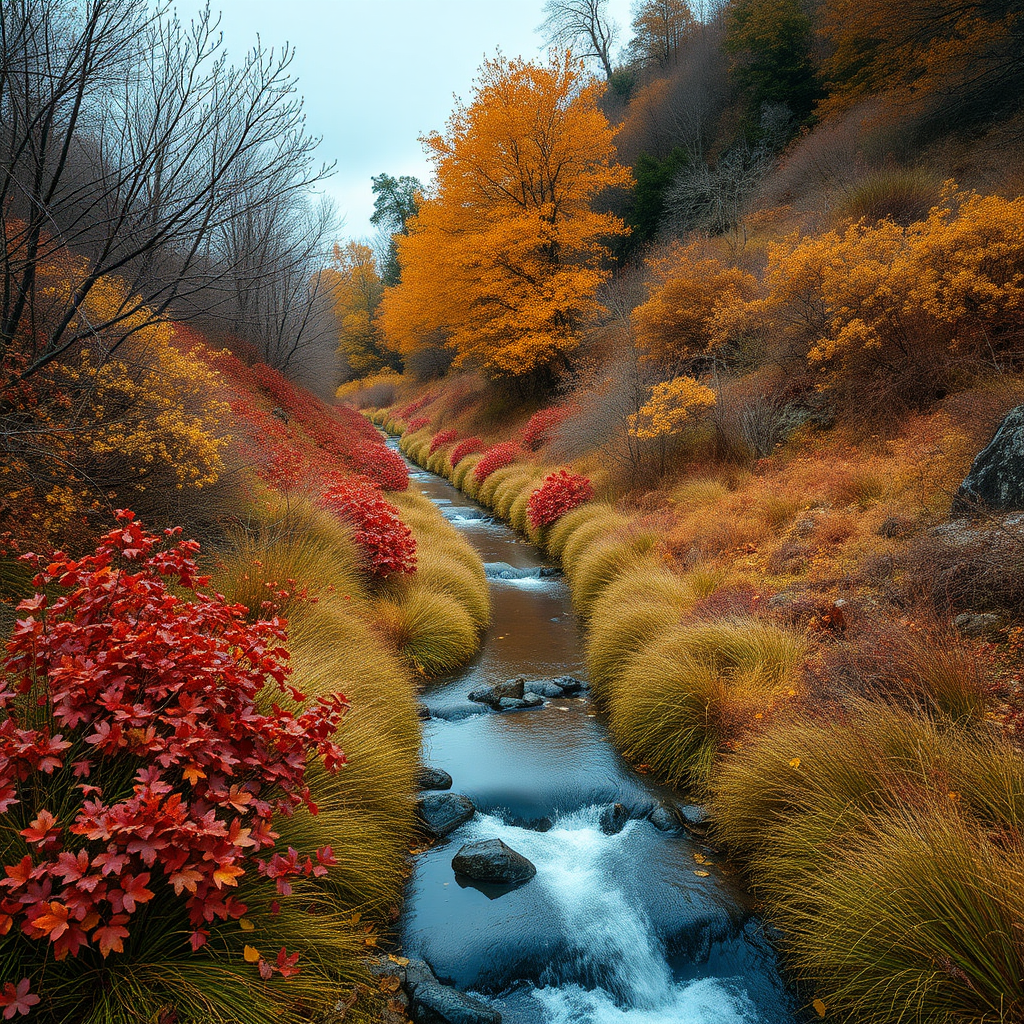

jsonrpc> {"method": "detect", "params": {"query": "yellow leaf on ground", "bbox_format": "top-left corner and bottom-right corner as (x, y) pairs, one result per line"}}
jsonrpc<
(693, 853), (707, 864)
(238, 918), (254, 932)
(349, 912), (362, 925)
(379, 976), (401, 993)
(243, 945), (261, 963)
(789, 757), (801, 768)
(813, 997), (827, 1017)
(693, 870), (710, 877)
(388, 955), (411, 966)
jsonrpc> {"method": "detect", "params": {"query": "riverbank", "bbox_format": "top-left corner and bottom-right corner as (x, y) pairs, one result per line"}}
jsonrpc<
(374, 405), (1024, 1024)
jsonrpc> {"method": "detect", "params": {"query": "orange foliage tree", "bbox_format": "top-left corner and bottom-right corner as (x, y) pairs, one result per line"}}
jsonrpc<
(379, 52), (632, 384)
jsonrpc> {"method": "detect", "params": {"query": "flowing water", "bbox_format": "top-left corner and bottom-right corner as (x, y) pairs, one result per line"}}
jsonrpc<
(395, 443), (800, 1024)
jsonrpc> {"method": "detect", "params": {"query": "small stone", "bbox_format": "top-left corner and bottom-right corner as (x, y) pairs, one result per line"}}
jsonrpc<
(678, 804), (710, 831)
(496, 692), (544, 710)
(416, 766), (453, 791)
(648, 805), (680, 832)
(600, 803), (629, 835)
(417, 705), (432, 721)
(417, 793), (475, 838)
(528, 681), (566, 697)
(452, 838), (537, 884)
(553, 676), (585, 694)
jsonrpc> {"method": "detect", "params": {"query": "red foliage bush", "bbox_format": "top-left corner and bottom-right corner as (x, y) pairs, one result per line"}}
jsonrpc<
(346, 441), (409, 491)
(0, 512), (345, 969)
(521, 405), (578, 452)
(319, 481), (417, 577)
(450, 437), (483, 466)
(473, 443), (521, 483)
(407, 417), (430, 432)
(527, 469), (594, 528)
(428, 429), (458, 455)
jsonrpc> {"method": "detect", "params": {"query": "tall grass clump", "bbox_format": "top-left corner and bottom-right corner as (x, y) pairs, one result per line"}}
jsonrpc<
(544, 502), (621, 559)
(711, 701), (1024, 1024)
(566, 530), (659, 617)
(374, 588), (478, 675)
(585, 557), (695, 698)
(608, 618), (806, 788)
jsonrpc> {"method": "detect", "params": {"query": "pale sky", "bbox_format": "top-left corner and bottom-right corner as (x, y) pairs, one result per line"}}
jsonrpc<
(172, 0), (635, 241)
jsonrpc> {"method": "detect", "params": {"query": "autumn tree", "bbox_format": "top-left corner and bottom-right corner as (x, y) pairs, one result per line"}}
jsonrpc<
(378, 52), (632, 387)
(324, 240), (400, 379)
(626, 0), (696, 68)
(539, 0), (619, 79)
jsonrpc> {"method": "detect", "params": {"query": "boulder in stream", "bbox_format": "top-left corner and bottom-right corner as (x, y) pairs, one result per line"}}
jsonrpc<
(452, 839), (537, 884)
(648, 804), (682, 832)
(468, 678), (524, 707)
(417, 766), (454, 792)
(497, 692), (544, 711)
(399, 958), (503, 1024)
(418, 793), (476, 838)
(599, 802), (630, 835)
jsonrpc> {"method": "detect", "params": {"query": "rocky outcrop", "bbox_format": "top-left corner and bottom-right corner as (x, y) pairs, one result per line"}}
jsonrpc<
(417, 766), (454, 791)
(468, 678), (524, 707)
(417, 793), (475, 838)
(953, 405), (1024, 514)
(599, 802), (629, 835)
(452, 839), (537, 884)
(368, 956), (502, 1024)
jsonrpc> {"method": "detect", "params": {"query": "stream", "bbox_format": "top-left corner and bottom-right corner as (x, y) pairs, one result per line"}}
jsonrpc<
(395, 443), (800, 1024)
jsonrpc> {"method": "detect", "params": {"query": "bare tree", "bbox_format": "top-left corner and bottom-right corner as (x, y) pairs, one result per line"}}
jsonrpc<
(0, 0), (333, 384)
(538, 0), (618, 80)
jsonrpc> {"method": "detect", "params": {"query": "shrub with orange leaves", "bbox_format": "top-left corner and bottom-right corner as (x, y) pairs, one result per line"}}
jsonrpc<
(629, 376), (718, 439)
(632, 243), (758, 367)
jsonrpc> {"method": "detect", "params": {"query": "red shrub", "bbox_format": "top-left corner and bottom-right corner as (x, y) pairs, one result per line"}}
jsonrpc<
(407, 417), (430, 432)
(428, 429), (458, 455)
(0, 511), (344, 966)
(450, 437), (483, 466)
(527, 469), (595, 528)
(319, 481), (417, 577)
(521, 405), (578, 452)
(346, 441), (409, 491)
(473, 443), (521, 483)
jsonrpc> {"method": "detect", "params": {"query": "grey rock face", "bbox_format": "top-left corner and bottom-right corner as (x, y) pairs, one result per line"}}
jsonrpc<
(648, 804), (681, 832)
(411, 981), (502, 1024)
(417, 793), (476, 838)
(953, 406), (1024, 514)
(417, 766), (454, 791)
(953, 611), (1006, 637)
(452, 838), (537, 884)
(497, 692), (544, 711)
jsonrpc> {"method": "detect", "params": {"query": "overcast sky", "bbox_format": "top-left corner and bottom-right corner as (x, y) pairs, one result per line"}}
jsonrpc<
(171, 0), (635, 241)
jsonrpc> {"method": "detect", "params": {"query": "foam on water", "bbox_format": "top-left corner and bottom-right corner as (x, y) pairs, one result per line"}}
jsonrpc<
(531, 978), (759, 1024)
(459, 813), (765, 1022)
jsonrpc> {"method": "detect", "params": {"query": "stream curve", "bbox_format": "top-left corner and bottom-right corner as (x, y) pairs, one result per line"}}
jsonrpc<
(395, 443), (800, 1024)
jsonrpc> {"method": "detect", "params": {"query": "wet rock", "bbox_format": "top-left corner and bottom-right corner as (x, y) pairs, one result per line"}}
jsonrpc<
(417, 766), (453, 792)
(496, 692), (544, 711)
(600, 803), (629, 835)
(953, 612), (1006, 638)
(538, 567), (562, 578)
(648, 804), (681, 832)
(411, 981), (502, 1024)
(417, 705), (432, 721)
(452, 839), (537, 884)
(953, 405), (1024, 514)
(418, 793), (475, 838)
(468, 678), (524, 707)
(527, 681), (567, 697)
(678, 804), (710, 832)
(552, 675), (585, 694)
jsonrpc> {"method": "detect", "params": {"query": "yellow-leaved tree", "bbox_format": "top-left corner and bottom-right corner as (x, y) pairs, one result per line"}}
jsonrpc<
(379, 51), (632, 385)
(322, 241), (399, 379)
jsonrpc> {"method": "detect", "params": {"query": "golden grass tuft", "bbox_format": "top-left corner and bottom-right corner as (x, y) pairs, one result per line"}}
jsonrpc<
(711, 701), (1024, 1024)
(373, 587), (479, 676)
(608, 617), (805, 789)
(566, 530), (659, 617)
(585, 556), (695, 699)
